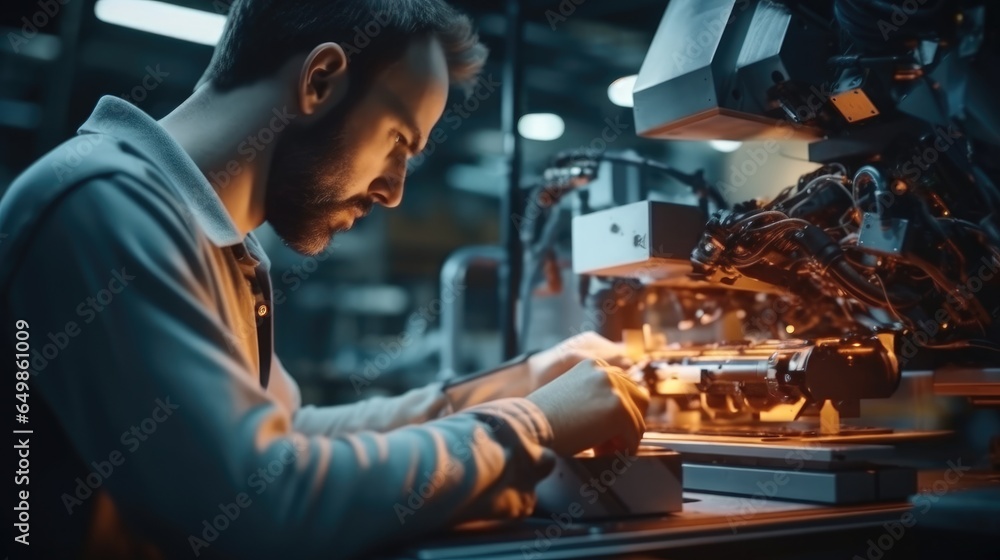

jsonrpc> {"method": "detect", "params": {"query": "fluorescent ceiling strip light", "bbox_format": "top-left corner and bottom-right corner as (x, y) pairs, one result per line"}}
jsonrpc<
(95, 0), (225, 46)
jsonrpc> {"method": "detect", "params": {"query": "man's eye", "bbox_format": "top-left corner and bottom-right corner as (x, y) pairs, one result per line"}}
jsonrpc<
(395, 132), (405, 145)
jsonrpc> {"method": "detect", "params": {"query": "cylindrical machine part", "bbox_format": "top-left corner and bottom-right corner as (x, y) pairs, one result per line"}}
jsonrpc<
(650, 362), (769, 385)
(800, 338), (901, 400)
(646, 337), (901, 404)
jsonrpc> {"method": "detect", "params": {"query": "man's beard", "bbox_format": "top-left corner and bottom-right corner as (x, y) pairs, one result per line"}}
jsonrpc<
(265, 108), (374, 256)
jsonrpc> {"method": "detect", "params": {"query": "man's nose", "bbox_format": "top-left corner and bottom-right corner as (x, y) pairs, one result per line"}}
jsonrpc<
(371, 178), (404, 208)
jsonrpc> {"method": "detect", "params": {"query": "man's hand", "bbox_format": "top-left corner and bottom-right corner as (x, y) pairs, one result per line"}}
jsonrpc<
(526, 359), (649, 457)
(526, 331), (633, 392)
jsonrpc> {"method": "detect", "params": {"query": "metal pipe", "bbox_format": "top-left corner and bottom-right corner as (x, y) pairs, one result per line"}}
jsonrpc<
(499, 0), (525, 359)
(439, 245), (506, 380)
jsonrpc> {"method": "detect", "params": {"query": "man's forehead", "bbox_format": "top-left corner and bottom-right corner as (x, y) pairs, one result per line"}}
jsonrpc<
(373, 36), (450, 143)
(390, 35), (450, 88)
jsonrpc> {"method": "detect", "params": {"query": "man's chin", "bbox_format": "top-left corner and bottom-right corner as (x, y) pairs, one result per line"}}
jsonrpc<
(282, 230), (339, 257)
(268, 211), (354, 256)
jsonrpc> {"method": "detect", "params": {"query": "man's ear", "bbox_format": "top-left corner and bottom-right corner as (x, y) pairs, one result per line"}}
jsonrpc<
(298, 43), (349, 118)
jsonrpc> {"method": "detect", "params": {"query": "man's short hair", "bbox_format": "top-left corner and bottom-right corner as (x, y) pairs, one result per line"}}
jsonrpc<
(199, 0), (488, 94)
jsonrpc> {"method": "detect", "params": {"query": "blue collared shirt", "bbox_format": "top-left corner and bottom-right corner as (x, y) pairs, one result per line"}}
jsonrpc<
(0, 96), (553, 559)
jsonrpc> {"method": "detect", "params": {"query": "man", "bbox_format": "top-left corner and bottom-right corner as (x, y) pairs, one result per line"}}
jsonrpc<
(0, 0), (649, 558)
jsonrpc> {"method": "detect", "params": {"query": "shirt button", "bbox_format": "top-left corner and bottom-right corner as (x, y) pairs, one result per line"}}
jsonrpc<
(257, 304), (269, 317)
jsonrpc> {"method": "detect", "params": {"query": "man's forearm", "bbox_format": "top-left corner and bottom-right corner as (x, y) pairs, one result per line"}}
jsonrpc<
(293, 382), (454, 437)
(442, 354), (534, 410)
(292, 354), (537, 438)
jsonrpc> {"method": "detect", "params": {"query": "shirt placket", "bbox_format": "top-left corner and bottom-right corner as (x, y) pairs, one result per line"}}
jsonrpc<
(231, 243), (273, 389)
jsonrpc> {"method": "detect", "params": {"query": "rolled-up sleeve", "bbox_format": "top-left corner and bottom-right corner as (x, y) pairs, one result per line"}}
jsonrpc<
(10, 177), (555, 559)
(283, 352), (536, 436)
(292, 380), (455, 436)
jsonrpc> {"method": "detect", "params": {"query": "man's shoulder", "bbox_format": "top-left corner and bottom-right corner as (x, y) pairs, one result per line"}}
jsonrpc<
(4, 132), (166, 207)
(0, 133), (200, 286)
(3, 131), (194, 225)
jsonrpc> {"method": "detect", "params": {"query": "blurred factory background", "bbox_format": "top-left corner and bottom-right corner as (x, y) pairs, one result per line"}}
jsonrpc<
(0, 0), (816, 404)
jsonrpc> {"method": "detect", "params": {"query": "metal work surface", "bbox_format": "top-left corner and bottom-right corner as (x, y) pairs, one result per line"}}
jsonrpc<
(390, 469), (1000, 560)
(641, 433), (896, 465)
(682, 463), (916, 504)
(393, 492), (911, 559)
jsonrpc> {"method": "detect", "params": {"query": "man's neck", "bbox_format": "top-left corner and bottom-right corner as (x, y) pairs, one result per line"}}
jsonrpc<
(159, 82), (288, 236)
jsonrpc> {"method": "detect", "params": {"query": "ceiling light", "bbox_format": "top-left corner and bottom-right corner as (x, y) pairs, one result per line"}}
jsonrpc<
(608, 75), (638, 108)
(709, 140), (743, 153)
(518, 113), (565, 142)
(95, 0), (226, 46)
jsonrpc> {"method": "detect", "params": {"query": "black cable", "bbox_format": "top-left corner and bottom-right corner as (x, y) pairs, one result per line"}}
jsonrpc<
(547, 151), (729, 212)
(919, 340), (1000, 353)
(596, 153), (729, 211)
(731, 224), (814, 266)
(517, 203), (564, 351)
(827, 260), (906, 308)
(790, 224), (923, 308)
